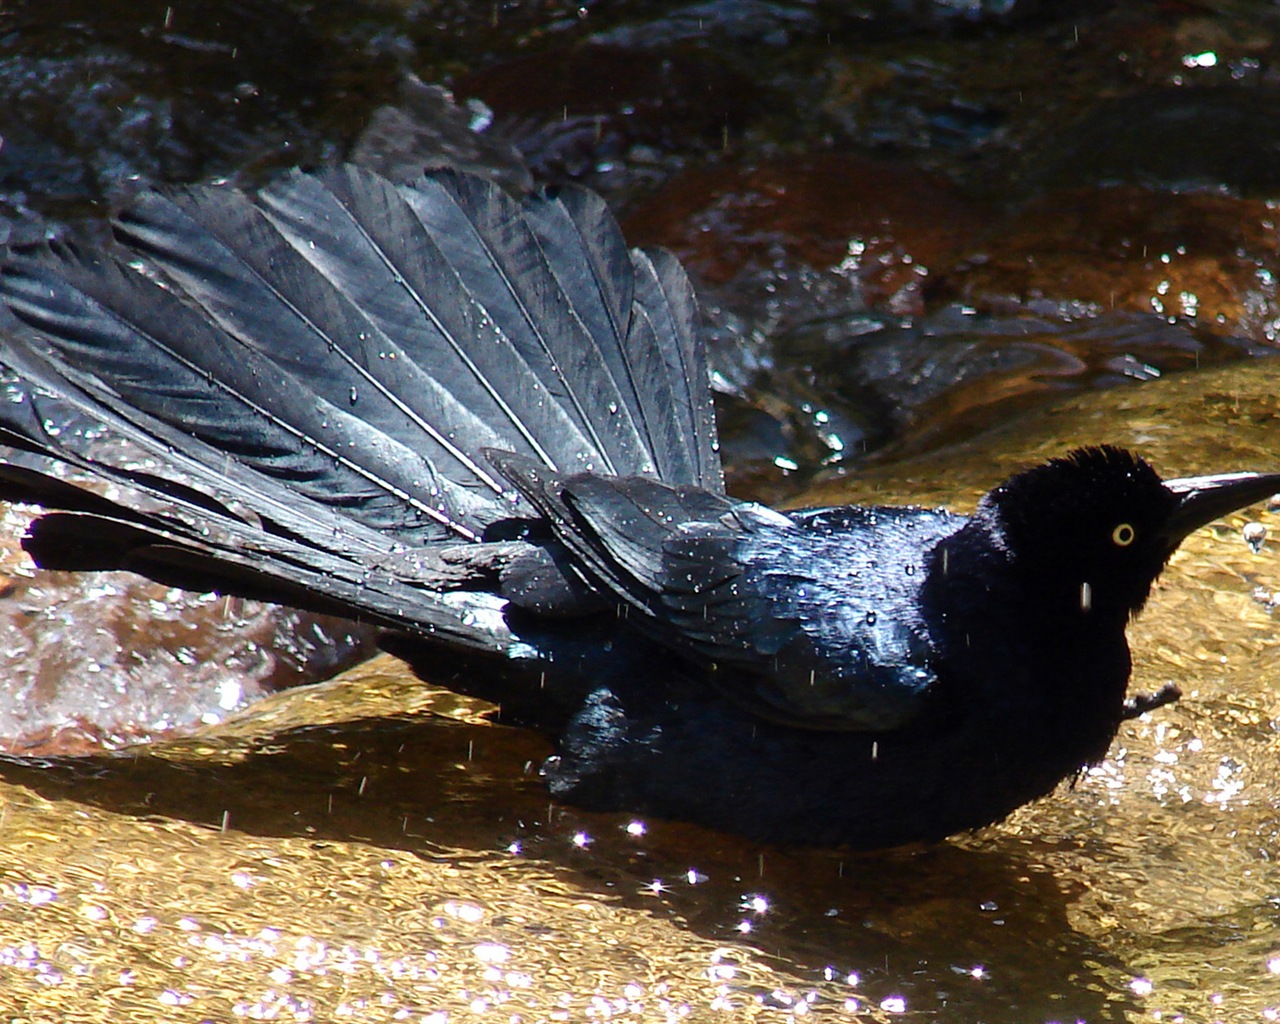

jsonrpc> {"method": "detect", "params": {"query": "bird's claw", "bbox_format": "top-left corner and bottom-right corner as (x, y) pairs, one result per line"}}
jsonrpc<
(1121, 682), (1182, 720)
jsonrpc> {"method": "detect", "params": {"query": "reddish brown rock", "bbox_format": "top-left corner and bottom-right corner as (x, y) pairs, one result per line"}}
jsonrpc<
(624, 154), (988, 317)
(945, 185), (1280, 344)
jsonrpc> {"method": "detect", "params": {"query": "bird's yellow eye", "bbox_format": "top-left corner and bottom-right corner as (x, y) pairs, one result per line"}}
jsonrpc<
(1112, 523), (1136, 547)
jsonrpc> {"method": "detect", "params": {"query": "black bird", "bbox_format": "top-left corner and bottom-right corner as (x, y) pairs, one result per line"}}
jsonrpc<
(0, 166), (1275, 849)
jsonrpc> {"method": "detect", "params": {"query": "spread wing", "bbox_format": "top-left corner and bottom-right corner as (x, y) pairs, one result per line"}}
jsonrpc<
(493, 452), (959, 731)
(0, 166), (720, 648)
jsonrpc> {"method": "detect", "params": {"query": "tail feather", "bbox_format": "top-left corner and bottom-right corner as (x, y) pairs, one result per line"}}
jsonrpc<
(632, 248), (719, 486)
(21, 506), (526, 651)
(390, 169), (659, 477)
(2, 245), (470, 542)
(518, 184), (652, 469)
(0, 380), (530, 650)
(252, 168), (583, 482)
(118, 184), (510, 501)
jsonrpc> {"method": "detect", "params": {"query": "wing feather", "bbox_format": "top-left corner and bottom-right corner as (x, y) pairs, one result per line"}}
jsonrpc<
(0, 165), (722, 646)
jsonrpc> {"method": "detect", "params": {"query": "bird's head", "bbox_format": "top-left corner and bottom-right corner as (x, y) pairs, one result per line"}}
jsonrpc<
(974, 446), (1280, 624)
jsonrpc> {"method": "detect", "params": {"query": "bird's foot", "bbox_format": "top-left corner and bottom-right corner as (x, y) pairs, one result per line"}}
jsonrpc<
(1121, 682), (1182, 720)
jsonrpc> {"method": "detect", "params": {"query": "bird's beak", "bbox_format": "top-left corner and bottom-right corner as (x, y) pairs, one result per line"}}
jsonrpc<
(1161, 471), (1280, 546)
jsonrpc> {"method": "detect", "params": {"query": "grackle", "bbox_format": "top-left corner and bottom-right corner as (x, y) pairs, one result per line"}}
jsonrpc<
(0, 166), (1275, 849)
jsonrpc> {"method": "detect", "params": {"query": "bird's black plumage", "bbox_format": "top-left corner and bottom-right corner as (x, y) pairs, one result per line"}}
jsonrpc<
(0, 166), (1276, 849)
